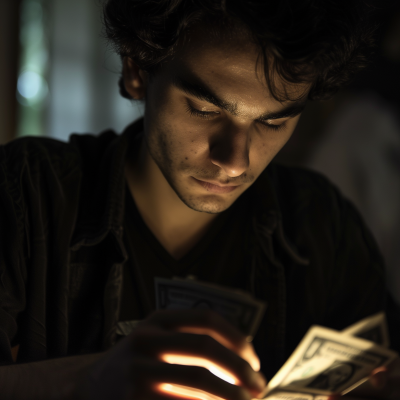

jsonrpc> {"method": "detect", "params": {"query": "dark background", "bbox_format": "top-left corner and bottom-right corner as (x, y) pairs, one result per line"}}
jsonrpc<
(1, 0), (399, 304)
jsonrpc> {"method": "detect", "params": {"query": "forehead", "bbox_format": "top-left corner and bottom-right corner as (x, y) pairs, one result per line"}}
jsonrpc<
(172, 24), (266, 90)
(163, 21), (309, 102)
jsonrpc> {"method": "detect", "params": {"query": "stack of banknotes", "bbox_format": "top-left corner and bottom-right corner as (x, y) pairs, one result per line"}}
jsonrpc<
(154, 276), (398, 400)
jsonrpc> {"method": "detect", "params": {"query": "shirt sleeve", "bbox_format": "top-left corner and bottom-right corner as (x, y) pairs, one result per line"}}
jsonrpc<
(0, 144), (27, 365)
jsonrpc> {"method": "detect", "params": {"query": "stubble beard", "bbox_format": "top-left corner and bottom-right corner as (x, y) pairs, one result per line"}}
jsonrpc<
(145, 131), (233, 215)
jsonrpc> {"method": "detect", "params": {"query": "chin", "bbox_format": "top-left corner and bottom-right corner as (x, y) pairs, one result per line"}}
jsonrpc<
(166, 172), (240, 214)
(178, 193), (235, 214)
(185, 202), (229, 214)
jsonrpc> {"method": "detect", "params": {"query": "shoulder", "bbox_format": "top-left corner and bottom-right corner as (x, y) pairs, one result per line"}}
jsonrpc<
(267, 162), (342, 207)
(0, 130), (119, 267)
(0, 130), (119, 235)
(0, 130), (118, 179)
(1, 136), (75, 167)
(267, 162), (346, 241)
(267, 165), (385, 331)
(267, 161), (384, 276)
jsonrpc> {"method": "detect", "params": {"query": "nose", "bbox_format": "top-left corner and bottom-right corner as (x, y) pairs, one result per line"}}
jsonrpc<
(209, 125), (250, 177)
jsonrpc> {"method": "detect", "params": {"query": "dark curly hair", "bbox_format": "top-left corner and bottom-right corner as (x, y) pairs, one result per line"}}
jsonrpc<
(103, 0), (378, 102)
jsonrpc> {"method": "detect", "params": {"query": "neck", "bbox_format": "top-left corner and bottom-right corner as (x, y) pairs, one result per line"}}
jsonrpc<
(125, 135), (218, 260)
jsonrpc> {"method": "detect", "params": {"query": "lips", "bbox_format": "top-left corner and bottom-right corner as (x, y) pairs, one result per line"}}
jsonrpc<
(192, 177), (239, 194)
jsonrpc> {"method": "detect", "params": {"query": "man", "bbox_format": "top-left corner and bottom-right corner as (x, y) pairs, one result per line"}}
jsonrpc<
(0, 0), (398, 399)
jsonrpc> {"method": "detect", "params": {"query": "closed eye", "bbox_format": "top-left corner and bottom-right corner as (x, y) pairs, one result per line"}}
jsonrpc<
(185, 103), (287, 132)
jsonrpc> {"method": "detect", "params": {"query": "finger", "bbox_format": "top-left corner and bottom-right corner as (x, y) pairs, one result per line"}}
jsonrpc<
(126, 382), (228, 400)
(155, 383), (231, 400)
(131, 329), (266, 395)
(369, 366), (388, 389)
(143, 389), (223, 400)
(145, 309), (261, 370)
(131, 358), (254, 400)
(176, 326), (260, 372)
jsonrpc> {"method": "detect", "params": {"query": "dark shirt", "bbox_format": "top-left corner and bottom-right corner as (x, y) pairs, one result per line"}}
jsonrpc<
(0, 117), (394, 380)
(118, 178), (251, 322)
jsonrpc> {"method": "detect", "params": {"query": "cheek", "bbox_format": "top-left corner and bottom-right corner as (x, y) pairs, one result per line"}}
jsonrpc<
(167, 124), (209, 161)
(252, 136), (279, 161)
(249, 130), (293, 170)
(151, 126), (202, 173)
(147, 88), (212, 163)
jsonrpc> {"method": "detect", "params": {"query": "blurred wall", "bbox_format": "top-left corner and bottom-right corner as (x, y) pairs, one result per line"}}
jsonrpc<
(275, 2), (400, 167)
(0, 0), (21, 144)
(46, 0), (143, 141)
(4, 0), (143, 142)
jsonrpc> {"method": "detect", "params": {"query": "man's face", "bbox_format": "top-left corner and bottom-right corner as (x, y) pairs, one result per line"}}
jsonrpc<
(138, 24), (309, 214)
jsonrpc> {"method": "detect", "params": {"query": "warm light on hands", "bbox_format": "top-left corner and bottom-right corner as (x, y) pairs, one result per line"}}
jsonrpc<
(158, 354), (238, 400)
(144, 314), (265, 400)
(157, 352), (263, 400)
(157, 383), (227, 400)
(174, 325), (261, 372)
(161, 354), (238, 384)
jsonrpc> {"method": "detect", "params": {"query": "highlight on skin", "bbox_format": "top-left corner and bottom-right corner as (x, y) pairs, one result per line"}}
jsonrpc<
(157, 383), (226, 400)
(157, 354), (249, 400)
(174, 326), (261, 371)
(161, 354), (238, 384)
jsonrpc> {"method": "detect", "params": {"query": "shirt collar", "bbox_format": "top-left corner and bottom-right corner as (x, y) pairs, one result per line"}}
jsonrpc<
(70, 118), (144, 254)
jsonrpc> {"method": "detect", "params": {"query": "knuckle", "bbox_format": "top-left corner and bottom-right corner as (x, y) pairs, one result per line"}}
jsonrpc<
(197, 333), (217, 352)
(129, 330), (147, 351)
(146, 309), (164, 322)
(201, 308), (219, 324)
(129, 326), (163, 354)
(130, 358), (147, 377)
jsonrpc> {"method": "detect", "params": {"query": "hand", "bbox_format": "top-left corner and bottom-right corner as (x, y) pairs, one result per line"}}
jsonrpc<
(72, 309), (267, 400)
(327, 358), (400, 400)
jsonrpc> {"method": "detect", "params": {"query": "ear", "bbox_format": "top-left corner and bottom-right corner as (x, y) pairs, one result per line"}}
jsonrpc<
(122, 57), (148, 100)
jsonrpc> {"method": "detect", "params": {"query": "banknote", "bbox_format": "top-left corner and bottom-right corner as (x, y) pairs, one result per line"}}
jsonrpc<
(342, 312), (389, 348)
(119, 278), (396, 400)
(154, 276), (267, 338)
(261, 325), (398, 399)
(339, 312), (393, 398)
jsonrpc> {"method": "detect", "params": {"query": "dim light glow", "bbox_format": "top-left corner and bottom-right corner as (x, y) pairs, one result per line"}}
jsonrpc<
(158, 383), (226, 400)
(175, 326), (260, 372)
(161, 354), (238, 385)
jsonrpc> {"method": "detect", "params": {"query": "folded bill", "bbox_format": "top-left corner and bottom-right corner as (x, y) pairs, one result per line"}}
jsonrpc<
(121, 277), (397, 400)
(154, 276), (267, 338)
(262, 313), (397, 399)
(342, 312), (390, 348)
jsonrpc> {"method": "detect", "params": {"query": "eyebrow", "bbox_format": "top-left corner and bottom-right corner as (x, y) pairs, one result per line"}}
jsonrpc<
(171, 74), (307, 121)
